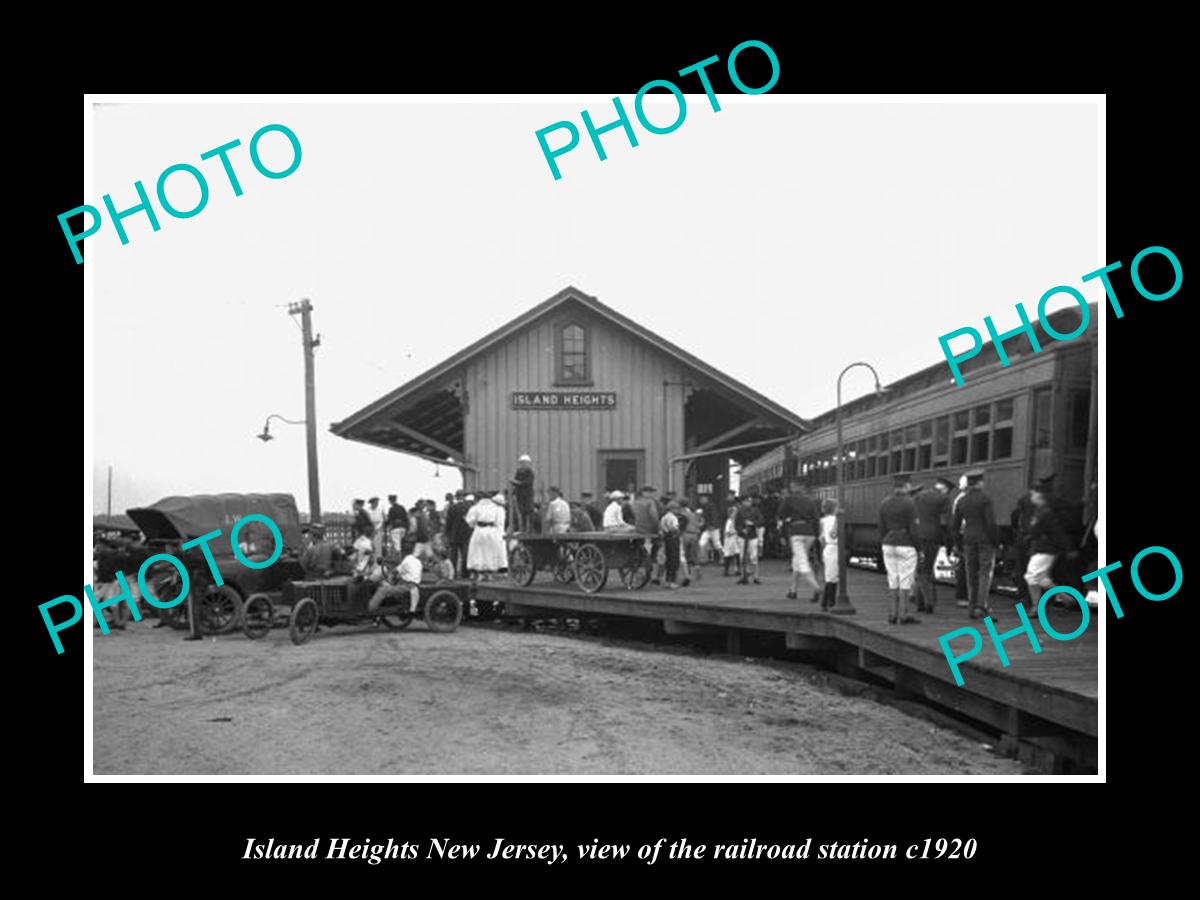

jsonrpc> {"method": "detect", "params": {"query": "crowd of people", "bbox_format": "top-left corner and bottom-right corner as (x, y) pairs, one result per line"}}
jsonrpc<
(327, 450), (1088, 628)
(873, 468), (1083, 626)
(93, 451), (1084, 636)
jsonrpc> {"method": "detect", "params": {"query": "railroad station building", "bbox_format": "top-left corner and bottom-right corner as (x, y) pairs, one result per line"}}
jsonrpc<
(331, 286), (807, 510)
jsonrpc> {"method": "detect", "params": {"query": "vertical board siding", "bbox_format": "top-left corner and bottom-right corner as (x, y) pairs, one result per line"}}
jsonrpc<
(459, 311), (690, 502)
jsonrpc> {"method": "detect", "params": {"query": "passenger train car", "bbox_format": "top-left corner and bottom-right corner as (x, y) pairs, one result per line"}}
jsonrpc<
(739, 304), (1098, 562)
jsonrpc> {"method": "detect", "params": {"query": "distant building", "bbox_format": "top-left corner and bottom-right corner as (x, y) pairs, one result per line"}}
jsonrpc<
(332, 286), (807, 515)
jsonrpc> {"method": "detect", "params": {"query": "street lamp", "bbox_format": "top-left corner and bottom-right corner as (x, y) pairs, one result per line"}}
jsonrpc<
(831, 362), (889, 615)
(256, 414), (306, 442)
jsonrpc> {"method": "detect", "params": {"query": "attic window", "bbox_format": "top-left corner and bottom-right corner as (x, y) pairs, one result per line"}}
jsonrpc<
(558, 323), (590, 384)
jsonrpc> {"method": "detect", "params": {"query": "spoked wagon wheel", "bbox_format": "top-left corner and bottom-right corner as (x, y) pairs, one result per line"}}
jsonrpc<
(242, 593), (274, 639)
(573, 543), (608, 594)
(377, 612), (414, 630)
(289, 596), (319, 645)
(619, 542), (652, 590)
(424, 590), (463, 633)
(200, 585), (244, 635)
(553, 545), (577, 584)
(509, 543), (536, 586)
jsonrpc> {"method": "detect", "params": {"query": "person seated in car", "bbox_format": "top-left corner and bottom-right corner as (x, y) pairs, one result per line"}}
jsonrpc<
(300, 523), (341, 578)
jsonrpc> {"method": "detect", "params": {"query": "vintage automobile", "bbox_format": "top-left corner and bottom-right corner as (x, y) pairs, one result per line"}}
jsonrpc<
(125, 492), (306, 634)
(244, 575), (470, 645)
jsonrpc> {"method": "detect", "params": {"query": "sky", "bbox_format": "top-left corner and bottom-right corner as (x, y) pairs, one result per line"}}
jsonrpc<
(90, 98), (1100, 517)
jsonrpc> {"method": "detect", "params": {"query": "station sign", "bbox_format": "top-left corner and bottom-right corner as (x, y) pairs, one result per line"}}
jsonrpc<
(511, 392), (617, 410)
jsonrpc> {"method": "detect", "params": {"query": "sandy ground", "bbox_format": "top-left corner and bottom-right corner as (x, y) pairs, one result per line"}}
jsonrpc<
(93, 617), (1021, 776)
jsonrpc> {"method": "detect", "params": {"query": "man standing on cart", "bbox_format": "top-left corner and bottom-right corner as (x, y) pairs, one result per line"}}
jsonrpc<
(510, 454), (536, 534)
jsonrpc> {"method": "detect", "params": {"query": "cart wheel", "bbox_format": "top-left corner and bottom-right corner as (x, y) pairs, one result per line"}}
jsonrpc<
(424, 590), (463, 633)
(378, 612), (414, 630)
(242, 593), (274, 639)
(509, 543), (536, 586)
(553, 545), (576, 584)
(573, 543), (608, 594)
(199, 585), (244, 635)
(289, 596), (319, 645)
(619, 542), (652, 590)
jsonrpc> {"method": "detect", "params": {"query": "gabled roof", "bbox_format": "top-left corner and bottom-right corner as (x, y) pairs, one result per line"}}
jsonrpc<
(331, 286), (809, 435)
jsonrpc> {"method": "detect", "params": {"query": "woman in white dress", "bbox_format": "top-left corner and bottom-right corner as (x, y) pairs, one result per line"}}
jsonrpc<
(466, 493), (508, 578)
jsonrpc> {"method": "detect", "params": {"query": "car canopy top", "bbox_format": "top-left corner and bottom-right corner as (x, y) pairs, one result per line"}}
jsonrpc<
(126, 493), (303, 557)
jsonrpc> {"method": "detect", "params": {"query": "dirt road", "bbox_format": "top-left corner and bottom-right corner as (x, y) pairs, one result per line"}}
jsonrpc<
(93, 619), (1020, 775)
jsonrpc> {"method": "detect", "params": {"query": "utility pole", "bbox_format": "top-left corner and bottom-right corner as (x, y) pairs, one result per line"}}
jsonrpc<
(288, 299), (322, 522)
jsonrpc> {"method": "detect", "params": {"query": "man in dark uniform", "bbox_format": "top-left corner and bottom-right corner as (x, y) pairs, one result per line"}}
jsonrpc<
(443, 491), (469, 576)
(777, 478), (821, 603)
(352, 498), (372, 541)
(879, 472), (920, 624)
(952, 469), (1002, 619)
(913, 476), (954, 612)
(760, 490), (781, 559)
(510, 454), (536, 533)
(385, 494), (409, 556)
(632, 485), (664, 583)
(300, 523), (340, 577)
(737, 496), (764, 585)
(568, 499), (595, 533)
(1011, 473), (1055, 605)
(1022, 486), (1070, 612)
(582, 491), (604, 530)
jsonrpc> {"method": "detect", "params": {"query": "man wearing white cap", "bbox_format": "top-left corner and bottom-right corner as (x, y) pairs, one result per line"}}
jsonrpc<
(603, 490), (634, 532)
(510, 454), (536, 533)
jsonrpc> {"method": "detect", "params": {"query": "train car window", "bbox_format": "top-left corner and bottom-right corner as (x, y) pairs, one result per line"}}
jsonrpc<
(868, 455), (877, 478)
(878, 451), (889, 476)
(974, 405), (991, 427)
(919, 444), (932, 470)
(903, 447), (916, 471)
(920, 420), (933, 440)
(996, 398), (1014, 422)
(953, 410), (970, 432)
(868, 435), (878, 453)
(904, 426), (917, 445)
(856, 440), (868, 479)
(878, 431), (889, 451)
(994, 426), (1014, 459)
(952, 435), (969, 465)
(935, 416), (950, 458)
(891, 448), (902, 472)
(971, 431), (990, 462)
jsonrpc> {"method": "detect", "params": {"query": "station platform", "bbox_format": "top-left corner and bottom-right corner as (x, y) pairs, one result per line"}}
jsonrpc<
(474, 559), (1098, 773)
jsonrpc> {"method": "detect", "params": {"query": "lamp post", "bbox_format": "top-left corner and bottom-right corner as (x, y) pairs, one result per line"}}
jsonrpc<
(256, 414), (306, 443)
(256, 413), (320, 521)
(831, 362), (887, 615)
